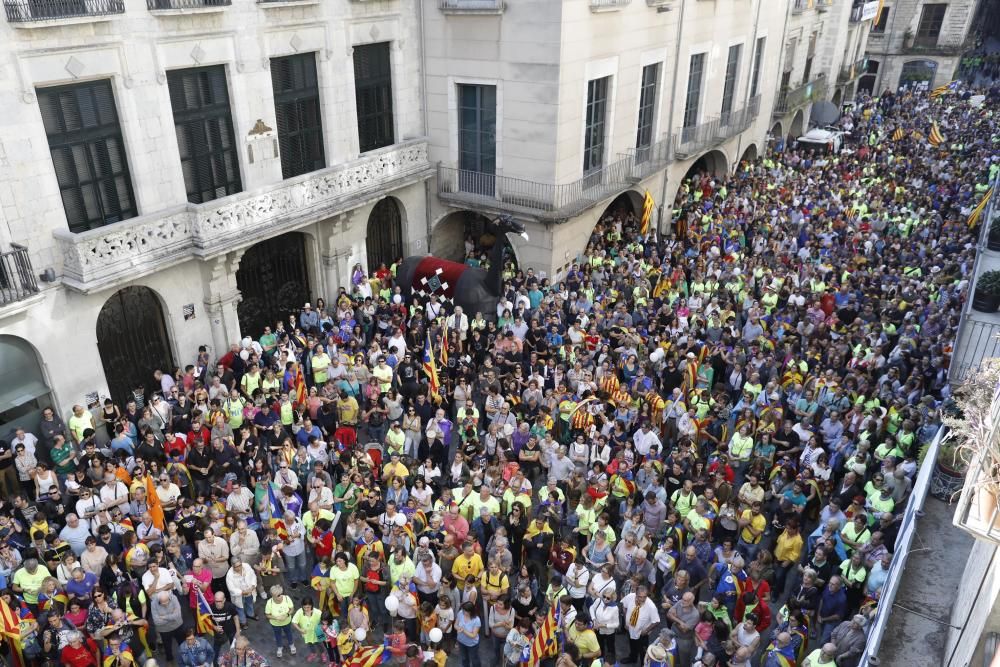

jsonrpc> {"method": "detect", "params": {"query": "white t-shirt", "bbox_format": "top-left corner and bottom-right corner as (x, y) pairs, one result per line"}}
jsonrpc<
(155, 483), (181, 507)
(100, 482), (131, 516)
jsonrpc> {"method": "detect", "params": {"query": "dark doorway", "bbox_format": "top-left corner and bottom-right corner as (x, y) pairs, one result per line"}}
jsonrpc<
(366, 198), (404, 273)
(237, 232), (311, 338)
(97, 286), (175, 406)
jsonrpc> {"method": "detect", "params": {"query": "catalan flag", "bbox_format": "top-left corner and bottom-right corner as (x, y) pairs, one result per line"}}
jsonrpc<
(523, 602), (560, 666)
(968, 187), (994, 228)
(640, 189), (655, 235)
(0, 598), (24, 667)
(347, 642), (391, 667)
(293, 362), (307, 408)
(929, 121), (945, 147)
(440, 319), (449, 366)
(422, 332), (440, 395)
(266, 484), (289, 540)
(930, 81), (956, 98)
(892, 127), (905, 142)
(195, 585), (215, 635)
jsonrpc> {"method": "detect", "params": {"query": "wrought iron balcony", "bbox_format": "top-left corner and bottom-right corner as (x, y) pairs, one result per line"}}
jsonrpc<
(719, 95), (761, 137)
(147, 0), (230, 10)
(838, 57), (869, 83)
(590, 0), (631, 11)
(438, 0), (504, 13)
(0, 245), (40, 307)
(4, 0), (124, 23)
(54, 140), (432, 294)
(773, 73), (827, 116)
(438, 155), (639, 222)
(623, 135), (673, 180)
(673, 96), (760, 160)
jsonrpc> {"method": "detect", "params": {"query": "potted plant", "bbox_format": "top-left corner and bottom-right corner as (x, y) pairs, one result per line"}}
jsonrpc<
(988, 217), (1000, 251)
(972, 270), (1000, 313)
(946, 360), (1000, 526)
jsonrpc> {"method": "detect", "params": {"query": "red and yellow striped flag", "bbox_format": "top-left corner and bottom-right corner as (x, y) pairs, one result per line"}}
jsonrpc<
(422, 332), (440, 395)
(928, 121), (945, 146)
(892, 127), (904, 142)
(968, 188), (994, 228)
(640, 190), (655, 235)
(524, 605), (560, 666)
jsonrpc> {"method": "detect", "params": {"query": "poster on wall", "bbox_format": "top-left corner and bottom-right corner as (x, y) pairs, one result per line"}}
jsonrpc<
(861, 0), (880, 21)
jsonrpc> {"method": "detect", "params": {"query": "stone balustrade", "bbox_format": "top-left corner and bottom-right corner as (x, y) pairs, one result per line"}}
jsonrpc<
(55, 139), (431, 293)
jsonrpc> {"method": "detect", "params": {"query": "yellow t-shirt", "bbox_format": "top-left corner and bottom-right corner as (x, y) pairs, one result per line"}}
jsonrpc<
(452, 553), (484, 581)
(329, 563), (360, 598)
(266, 595), (295, 626)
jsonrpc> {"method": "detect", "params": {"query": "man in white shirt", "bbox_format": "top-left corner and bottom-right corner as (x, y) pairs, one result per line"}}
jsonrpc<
(100, 473), (131, 517)
(225, 481), (254, 520)
(447, 306), (470, 342)
(10, 428), (37, 457)
(632, 422), (661, 457)
(621, 586), (659, 664)
(412, 554), (442, 602)
(142, 560), (179, 599)
(229, 521), (261, 565)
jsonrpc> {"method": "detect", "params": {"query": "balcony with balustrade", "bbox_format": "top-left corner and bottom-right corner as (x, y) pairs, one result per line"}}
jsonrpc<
(838, 57), (869, 84)
(590, 0), (630, 12)
(674, 95), (761, 159)
(54, 139), (432, 294)
(438, 0), (504, 14)
(3, 0), (124, 26)
(147, 0), (230, 14)
(438, 154), (640, 222)
(0, 245), (41, 311)
(772, 73), (827, 117)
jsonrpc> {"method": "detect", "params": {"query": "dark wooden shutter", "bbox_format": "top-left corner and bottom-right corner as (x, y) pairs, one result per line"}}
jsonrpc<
(167, 66), (242, 204)
(353, 43), (395, 152)
(36, 79), (137, 233)
(271, 53), (325, 179)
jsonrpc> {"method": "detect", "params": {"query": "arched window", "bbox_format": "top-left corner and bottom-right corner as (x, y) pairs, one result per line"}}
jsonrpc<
(0, 335), (53, 439)
(366, 198), (404, 272)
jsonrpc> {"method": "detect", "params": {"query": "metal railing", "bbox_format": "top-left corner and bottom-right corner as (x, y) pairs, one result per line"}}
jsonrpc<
(673, 96), (760, 159)
(623, 134), (673, 180)
(720, 95), (761, 137)
(4, 0), (124, 21)
(438, 0), (504, 10)
(0, 245), (39, 306)
(773, 73), (827, 116)
(859, 425), (946, 666)
(437, 155), (638, 221)
(148, 0), (229, 8)
(949, 169), (1000, 383)
(590, 0), (631, 9)
(839, 57), (869, 83)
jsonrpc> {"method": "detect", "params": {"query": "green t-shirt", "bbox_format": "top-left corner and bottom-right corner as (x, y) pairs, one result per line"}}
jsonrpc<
(292, 607), (323, 643)
(51, 443), (77, 475)
(14, 566), (51, 604)
(329, 563), (360, 598)
(266, 595), (295, 626)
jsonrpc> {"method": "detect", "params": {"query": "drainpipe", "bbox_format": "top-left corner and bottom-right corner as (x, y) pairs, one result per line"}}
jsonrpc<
(418, 0), (433, 253)
(658, 0), (686, 235)
(734, 0), (765, 170)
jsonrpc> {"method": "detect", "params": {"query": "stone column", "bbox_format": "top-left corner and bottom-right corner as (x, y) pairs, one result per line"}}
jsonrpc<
(203, 253), (245, 358)
(320, 213), (355, 300)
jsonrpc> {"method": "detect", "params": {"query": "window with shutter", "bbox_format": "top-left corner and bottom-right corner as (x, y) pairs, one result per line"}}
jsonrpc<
(353, 43), (395, 153)
(271, 53), (325, 179)
(166, 66), (242, 204)
(36, 79), (137, 234)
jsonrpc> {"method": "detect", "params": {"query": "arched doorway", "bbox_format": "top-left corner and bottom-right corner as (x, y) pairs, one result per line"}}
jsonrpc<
(684, 150), (729, 180)
(0, 336), (54, 439)
(600, 191), (644, 221)
(97, 286), (175, 406)
(858, 59), (879, 96)
(236, 232), (311, 338)
(790, 110), (805, 139)
(431, 210), (493, 262)
(366, 198), (404, 273)
(899, 59), (938, 91)
(739, 144), (758, 165)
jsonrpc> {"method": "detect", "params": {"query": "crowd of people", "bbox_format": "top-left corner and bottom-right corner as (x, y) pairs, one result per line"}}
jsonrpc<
(0, 80), (996, 667)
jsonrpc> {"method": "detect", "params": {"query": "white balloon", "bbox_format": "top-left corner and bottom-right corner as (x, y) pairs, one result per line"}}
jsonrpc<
(355, 628), (367, 642)
(394, 513), (407, 527)
(385, 595), (400, 614)
(428, 628), (443, 643)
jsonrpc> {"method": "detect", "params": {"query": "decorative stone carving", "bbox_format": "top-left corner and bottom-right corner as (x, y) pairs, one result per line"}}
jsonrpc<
(55, 140), (431, 293)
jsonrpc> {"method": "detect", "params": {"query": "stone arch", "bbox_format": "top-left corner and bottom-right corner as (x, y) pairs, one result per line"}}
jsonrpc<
(97, 286), (176, 406)
(431, 210), (494, 262)
(366, 196), (406, 273)
(739, 144), (759, 165)
(684, 149), (729, 180)
(236, 232), (312, 338)
(0, 334), (55, 439)
(790, 110), (806, 138)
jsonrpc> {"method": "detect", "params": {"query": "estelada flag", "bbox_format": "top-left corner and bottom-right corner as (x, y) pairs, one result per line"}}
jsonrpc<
(523, 604), (560, 666)
(929, 121), (945, 146)
(640, 189), (655, 235)
(422, 332), (440, 394)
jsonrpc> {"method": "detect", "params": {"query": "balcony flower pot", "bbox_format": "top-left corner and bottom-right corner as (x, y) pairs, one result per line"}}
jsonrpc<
(929, 442), (969, 500)
(972, 270), (1000, 313)
(988, 218), (1000, 251)
(946, 360), (1000, 526)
